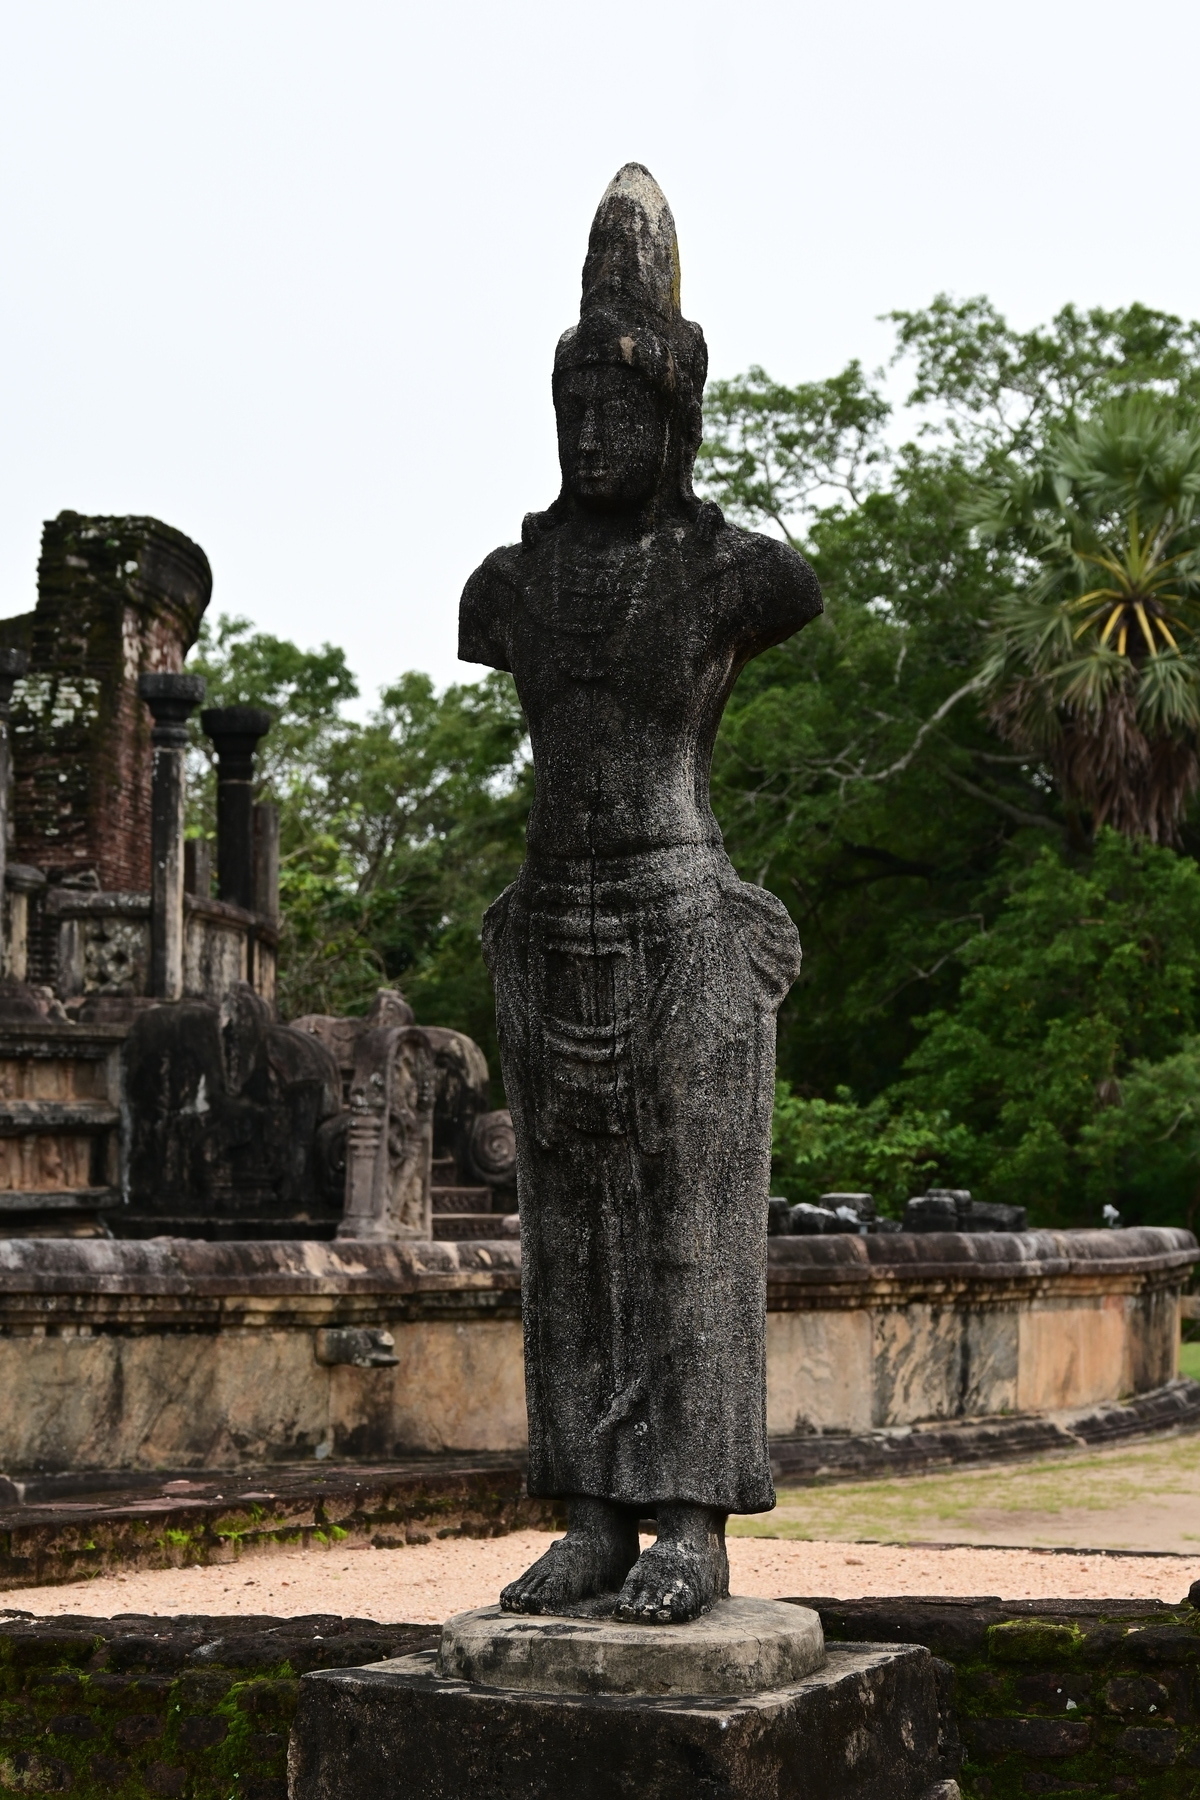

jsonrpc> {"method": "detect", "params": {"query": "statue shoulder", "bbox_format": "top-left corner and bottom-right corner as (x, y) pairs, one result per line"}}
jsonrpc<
(711, 523), (823, 651)
(459, 544), (522, 672)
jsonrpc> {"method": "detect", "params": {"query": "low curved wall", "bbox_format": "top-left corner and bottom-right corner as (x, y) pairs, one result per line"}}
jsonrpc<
(0, 1228), (1193, 1472)
(765, 1226), (1193, 1437)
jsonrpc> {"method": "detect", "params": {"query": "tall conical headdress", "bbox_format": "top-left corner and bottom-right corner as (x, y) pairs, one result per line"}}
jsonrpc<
(553, 164), (708, 512)
(580, 163), (682, 324)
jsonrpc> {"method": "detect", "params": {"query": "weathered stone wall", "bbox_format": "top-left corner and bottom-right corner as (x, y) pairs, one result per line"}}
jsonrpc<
(0, 1465), (560, 1591)
(0, 513), (210, 900)
(765, 1288), (1180, 1436)
(0, 1611), (438, 1800)
(806, 1595), (1200, 1796)
(0, 1320), (526, 1468)
(0, 1230), (1191, 1473)
(3, 1600), (1200, 1799)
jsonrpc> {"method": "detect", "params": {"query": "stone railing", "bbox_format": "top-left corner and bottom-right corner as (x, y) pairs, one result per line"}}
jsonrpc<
(41, 886), (277, 1007)
(0, 1228), (1193, 1472)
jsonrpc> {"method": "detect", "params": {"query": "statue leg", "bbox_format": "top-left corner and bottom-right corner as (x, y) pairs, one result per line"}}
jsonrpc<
(613, 1503), (729, 1624)
(499, 1496), (641, 1614)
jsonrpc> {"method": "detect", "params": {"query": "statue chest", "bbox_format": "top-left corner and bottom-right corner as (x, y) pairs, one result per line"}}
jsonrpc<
(510, 542), (728, 690)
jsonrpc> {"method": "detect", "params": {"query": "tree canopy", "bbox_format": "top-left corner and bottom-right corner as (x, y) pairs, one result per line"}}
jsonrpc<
(193, 293), (1200, 1224)
(189, 619), (529, 1068)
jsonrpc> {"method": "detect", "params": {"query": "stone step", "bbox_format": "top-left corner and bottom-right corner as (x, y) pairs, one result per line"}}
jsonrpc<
(0, 1456), (551, 1582)
(0, 1100), (119, 1133)
(433, 1214), (518, 1240)
(431, 1186), (493, 1213)
(0, 1187), (119, 1213)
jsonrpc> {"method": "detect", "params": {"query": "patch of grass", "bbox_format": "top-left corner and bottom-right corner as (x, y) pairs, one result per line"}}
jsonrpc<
(1180, 1341), (1200, 1380)
(728, 1431), (1200, 1546)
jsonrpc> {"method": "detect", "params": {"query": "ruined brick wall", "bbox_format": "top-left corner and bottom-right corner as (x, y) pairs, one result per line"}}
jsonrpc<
(0, 513), (211, 894)
(0, 1613), (436, 1800)
(4, 1598), (1200, 1798)
(807, 1595), (1200, 1794)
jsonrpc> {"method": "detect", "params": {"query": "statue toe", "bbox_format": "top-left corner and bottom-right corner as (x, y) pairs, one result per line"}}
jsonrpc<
(499, 1548), (561, 1612)
(499, 1528), (635, 1613)
(613, 1543), (714, 1624)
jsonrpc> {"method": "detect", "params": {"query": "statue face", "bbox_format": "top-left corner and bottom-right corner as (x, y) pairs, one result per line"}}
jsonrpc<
(556, 364), (668, 511)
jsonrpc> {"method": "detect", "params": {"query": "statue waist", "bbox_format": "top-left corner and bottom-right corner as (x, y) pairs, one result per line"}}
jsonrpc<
(520, 843), (734, 931)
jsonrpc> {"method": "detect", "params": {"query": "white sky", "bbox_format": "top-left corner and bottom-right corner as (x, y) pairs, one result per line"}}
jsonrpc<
(2, 0), (1198, 699)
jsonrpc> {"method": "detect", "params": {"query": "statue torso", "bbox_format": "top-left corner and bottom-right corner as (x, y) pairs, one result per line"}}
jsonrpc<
(460, 512), (821, 863)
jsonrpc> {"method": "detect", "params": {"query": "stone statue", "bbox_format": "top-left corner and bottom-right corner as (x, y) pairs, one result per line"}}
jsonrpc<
(460, 165), (822, 1623)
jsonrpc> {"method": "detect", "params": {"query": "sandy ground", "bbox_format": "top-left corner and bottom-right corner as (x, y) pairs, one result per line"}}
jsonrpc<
(3, 1531), (1198, 1625)
(8, 1433), (1200, 1624)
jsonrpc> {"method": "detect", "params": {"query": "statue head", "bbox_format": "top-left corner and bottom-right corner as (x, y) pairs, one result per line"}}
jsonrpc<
(549, 165), (708, 522)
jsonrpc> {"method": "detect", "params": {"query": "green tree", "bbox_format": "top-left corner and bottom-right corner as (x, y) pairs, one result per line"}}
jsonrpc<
(188, 619), (528, 1077)
(186, 293), (1200, 1217)
(303, 670), (529, 1059)
(186, 613), (359, 832)
(700, 297), (1200, 1104)
(888, 296), (1200, 465)
(1080, 1039), (1200, 1234)
(771, 1080), (973, 1215)
(977, 396), (1200, 843)
(895, 830), (1200, 1224)
(696, 361), (890, 547)
(769, 829), (1200, 1226)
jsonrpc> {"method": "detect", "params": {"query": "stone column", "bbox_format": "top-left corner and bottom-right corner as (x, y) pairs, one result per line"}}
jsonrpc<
(5, 864), (45, 982)
(0, 648), (30, 932)
(184, 838), (212, 899)
(139, 673), (206, 1000)
(199, 706), (272, 911)
(253, 801), (280, 922)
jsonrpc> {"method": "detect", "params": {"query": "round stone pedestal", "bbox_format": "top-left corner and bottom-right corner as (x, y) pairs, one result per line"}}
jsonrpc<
(438, 1596), (825, 1697)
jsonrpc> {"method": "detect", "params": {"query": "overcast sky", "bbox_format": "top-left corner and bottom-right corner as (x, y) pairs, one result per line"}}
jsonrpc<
(2, 0), (1198, 698)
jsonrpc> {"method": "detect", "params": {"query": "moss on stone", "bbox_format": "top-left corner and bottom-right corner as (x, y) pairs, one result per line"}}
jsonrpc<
(986, 1618), (1084, 1663)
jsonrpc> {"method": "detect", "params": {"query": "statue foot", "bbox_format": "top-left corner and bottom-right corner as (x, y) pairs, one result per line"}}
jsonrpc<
(500, 1497), (639, 1614)
(613, 1503), (729, 1624)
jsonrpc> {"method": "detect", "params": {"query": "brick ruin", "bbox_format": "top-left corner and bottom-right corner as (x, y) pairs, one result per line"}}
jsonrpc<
(0, 511), (211, 895)
(0, 512), (515, 1242)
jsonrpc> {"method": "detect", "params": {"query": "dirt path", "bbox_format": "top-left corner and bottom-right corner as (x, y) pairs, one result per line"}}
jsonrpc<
(7, 1434), (1200, 1623)
(3, 1530), (1197, 1625)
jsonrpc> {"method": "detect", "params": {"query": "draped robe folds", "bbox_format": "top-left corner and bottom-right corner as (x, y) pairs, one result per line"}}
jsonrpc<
(460, 514), (821, 1514)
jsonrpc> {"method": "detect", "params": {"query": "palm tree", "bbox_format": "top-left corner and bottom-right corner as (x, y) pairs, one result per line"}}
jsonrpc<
(977, 396), (1200, 842)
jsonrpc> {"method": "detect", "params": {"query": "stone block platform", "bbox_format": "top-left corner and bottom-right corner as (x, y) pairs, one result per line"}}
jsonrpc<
(289, 1596), (958, 1800)
(438, 1597), (826, 1696)
(290, 1626), (955, 1800)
